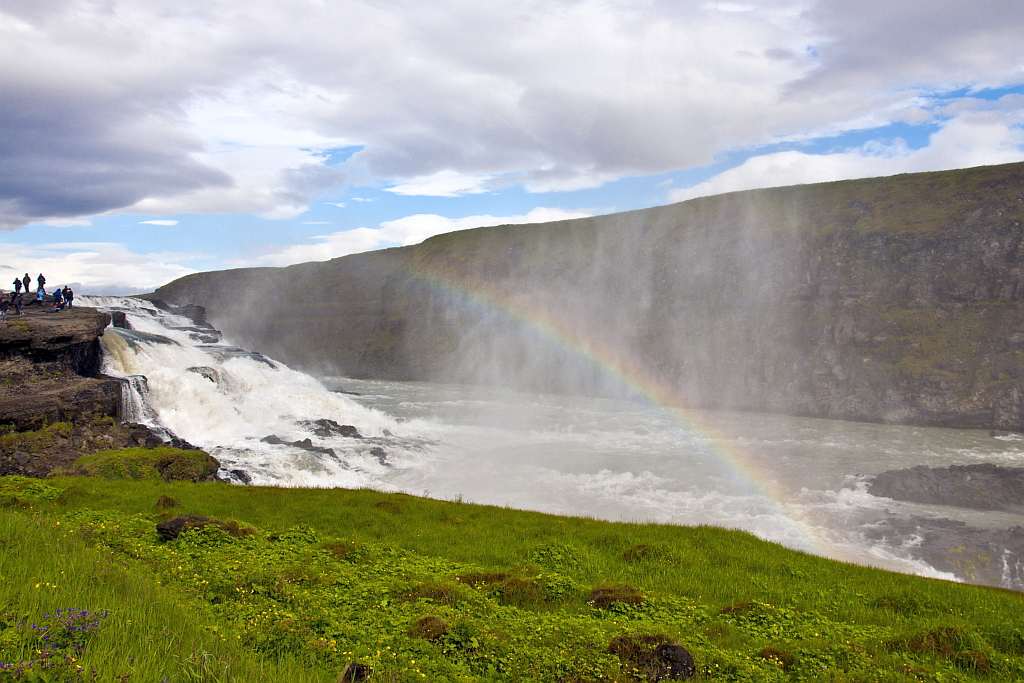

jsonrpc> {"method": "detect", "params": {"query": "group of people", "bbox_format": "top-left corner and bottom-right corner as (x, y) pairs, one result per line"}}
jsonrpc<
(1, 273), (74, 321)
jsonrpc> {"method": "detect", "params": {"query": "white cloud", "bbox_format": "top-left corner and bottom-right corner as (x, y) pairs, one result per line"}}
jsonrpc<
(240, 207), (593, 267)
(669, 108), (1024, 202)
(140, 219), (179, 226)
(0, 241), (200, 295)
(1, 0), (1023, 229)
(325, 202), (346, 207)
(386, 170), (494, 197)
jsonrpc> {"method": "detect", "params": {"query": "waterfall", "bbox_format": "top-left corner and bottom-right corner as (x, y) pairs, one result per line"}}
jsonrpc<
(82, 295), (430, 488)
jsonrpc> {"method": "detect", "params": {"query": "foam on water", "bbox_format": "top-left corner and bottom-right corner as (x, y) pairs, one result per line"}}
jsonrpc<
(84, 296), (435, 487)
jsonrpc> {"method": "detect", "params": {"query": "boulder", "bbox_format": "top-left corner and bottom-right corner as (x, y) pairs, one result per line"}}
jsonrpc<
(867, 463), (1024, 512)
(156, 515), (226, 541)
(299, 418), (362, 438)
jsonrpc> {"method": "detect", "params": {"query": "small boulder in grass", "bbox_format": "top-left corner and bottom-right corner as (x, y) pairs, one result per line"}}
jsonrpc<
(156, 515), (225, 541)
(590, 584), (644, 608)
(609, 635), (696, 681)
(339, 662), (371, 682)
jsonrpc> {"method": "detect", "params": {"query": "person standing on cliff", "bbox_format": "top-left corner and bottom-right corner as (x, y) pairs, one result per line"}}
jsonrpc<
(22, 273), (30, 292)
(63, 285), (73, 309)
(0, 298), (8, 321)
(14, 292), (23, 315)
(37, 273), (45, 292)
(12, 277), (21, 295)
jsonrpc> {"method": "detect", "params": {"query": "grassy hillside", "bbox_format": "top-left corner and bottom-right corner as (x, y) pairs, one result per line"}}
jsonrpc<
(2, 472), (1023, 682)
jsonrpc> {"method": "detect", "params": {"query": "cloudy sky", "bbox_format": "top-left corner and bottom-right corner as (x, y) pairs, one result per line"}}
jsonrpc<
(1, 0), (1023, 294)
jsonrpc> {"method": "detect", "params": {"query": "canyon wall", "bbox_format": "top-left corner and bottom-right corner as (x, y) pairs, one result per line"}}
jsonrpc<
(152, 162), (1024, 430)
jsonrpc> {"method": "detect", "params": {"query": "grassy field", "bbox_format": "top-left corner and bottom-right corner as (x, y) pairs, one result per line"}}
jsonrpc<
(2, 471), (1023, 682)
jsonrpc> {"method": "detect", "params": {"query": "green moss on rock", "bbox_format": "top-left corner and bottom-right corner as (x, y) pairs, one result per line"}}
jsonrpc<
(57, 447), (219, 482)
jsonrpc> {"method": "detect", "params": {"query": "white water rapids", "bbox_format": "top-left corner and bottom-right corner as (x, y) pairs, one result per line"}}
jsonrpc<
(84, 296), (1024, 589)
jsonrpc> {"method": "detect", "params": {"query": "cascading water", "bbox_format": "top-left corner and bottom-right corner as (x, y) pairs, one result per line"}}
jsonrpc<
(84, 295), (433, 488)
(81, 295), (1024, 591)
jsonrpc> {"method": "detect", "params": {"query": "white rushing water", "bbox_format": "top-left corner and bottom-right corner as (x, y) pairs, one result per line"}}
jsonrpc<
(84, 296), (1024, 588)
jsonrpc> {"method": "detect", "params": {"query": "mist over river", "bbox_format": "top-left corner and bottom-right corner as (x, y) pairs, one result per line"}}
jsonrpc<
(84, 296), (1024, 590)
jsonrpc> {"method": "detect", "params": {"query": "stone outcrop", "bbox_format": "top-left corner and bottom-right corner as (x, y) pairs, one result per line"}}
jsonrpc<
(867, 463), (1024, 512)
(151, 161), (1024, 430)
(0, 306), (120, 432)
(0, 304), (176, 477)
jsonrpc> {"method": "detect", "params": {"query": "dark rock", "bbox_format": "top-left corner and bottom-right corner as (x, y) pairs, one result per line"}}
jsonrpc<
(156, 515), (226, 541)
(186, 366), (219, 382)
(370, 446), (387, 464)
(110, 311), (130, 329)
(654, 643), (697, 681)
(867, 463), (1024, 512)
(13, 453), (30, 466)
(229, 469), (252, 484)
(299, 418), (362, 438)
(609, 635), (695, 681)
(260, 434), (337, 457)
(339, 662), (371, 682)
(862, 516), (1024, 590)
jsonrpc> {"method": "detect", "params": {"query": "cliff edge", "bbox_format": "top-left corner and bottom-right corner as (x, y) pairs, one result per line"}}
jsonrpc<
(152, 161), (1024, 431)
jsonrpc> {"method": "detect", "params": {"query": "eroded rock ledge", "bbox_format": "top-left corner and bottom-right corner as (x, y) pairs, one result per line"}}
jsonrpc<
(0, 305), (171, 476)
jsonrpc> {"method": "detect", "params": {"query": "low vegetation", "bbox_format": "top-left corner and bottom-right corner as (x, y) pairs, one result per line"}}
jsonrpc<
(2, 472), (1023, 682)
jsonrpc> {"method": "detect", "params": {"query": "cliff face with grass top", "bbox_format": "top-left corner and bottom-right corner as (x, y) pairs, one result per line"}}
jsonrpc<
(153, 161), (1024, 430)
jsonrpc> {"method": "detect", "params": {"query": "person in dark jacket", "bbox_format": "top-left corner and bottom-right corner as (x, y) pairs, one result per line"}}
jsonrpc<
(22, 274), (30, 292)
(12, 277), (21, 294)
(37, 273), (45, 291)
(63, 286), (74, 309)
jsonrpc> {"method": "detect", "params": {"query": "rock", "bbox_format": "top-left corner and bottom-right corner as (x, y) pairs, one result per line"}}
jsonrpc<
(370, 446), (387, 464)
(229, 469), (252, 484)
(13, 453), (30, 466)
(0, 306), (121, 432)
(862, 516), (1024, 590)
(110, 311), (130, 329)
(156, 515), (226, 541)
(654, 643), (696, 681)
(867, 463), (1024, 512)
(299, 418), (362, 438)
(609, 635), (695, 681)
(339, 662), (371, 683)
(260, 434), (337, 457)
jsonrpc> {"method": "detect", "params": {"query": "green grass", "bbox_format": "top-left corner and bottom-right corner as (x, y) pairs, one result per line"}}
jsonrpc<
(2, 474), (1023, 682)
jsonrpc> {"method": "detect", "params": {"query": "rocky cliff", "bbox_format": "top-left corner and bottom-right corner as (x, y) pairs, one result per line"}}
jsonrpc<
(152, 161), (1024, 430)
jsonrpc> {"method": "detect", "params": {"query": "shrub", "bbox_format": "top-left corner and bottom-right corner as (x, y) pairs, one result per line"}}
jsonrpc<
(408, 615), (448, 640)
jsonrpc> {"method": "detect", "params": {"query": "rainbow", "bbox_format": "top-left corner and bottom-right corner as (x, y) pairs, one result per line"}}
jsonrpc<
(406, 266), (851, 561)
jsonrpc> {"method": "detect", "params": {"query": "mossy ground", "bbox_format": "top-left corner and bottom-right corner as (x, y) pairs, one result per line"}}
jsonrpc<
(54, 447), (219, 482)
(2, 473), (1023, 682)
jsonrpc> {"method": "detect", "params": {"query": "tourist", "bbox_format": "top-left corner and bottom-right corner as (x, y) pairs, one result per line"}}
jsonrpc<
(0, 298), (8, 321)
(12, 277), (21, 294)
(63, 285), (74, 309)
(32, 288), (44, 306)
(52, 287), (63, 307)
(14, 293), (23, 315)
(22, 273), (30, 293)
(37, 273), (45, 292)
